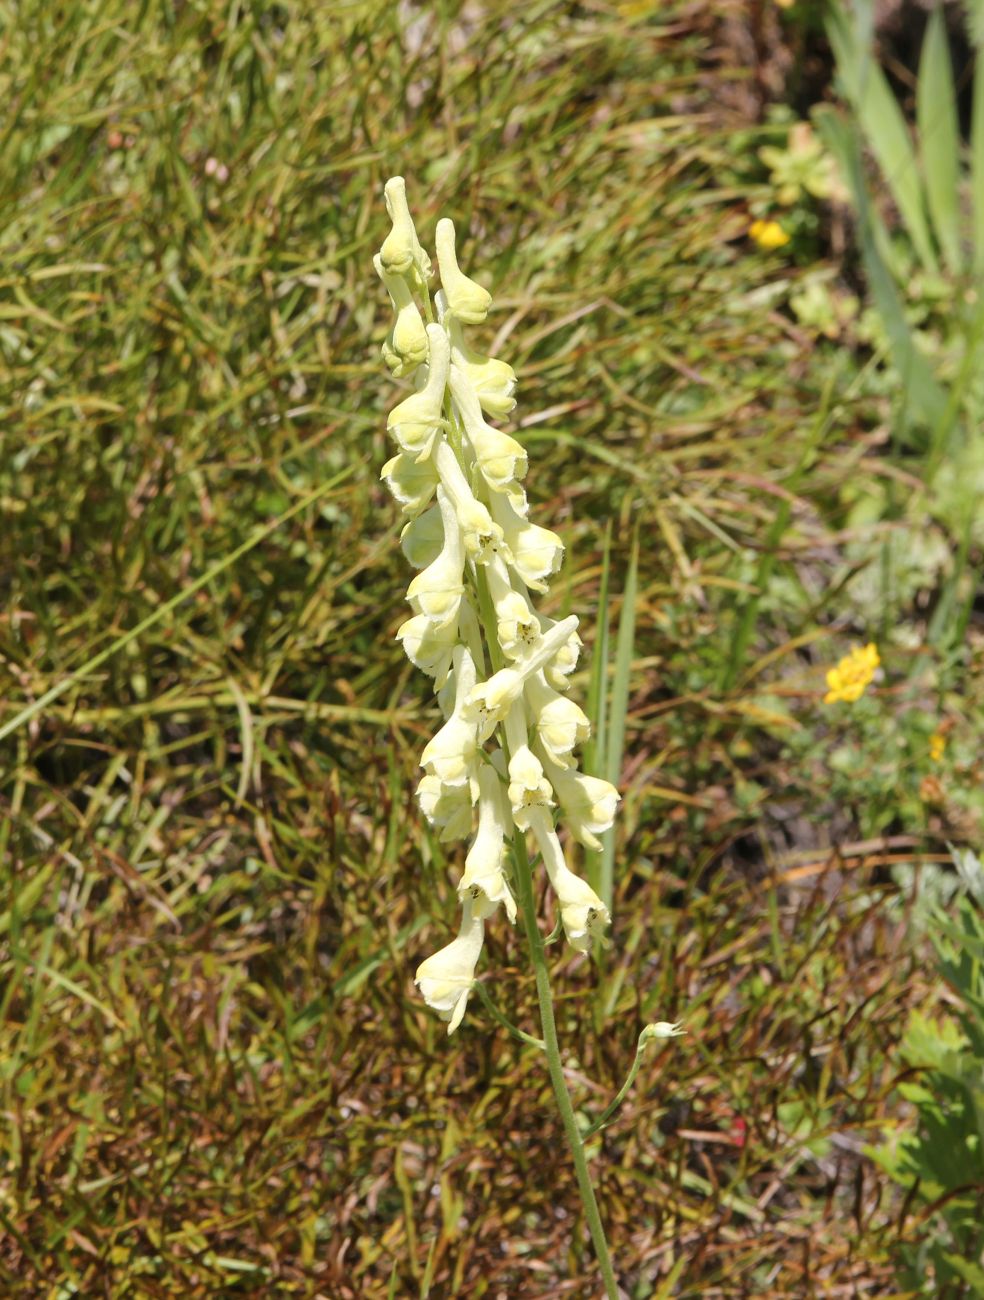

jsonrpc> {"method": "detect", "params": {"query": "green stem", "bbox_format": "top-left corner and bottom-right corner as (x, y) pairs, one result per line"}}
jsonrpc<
(510, 833), (620, 1299)
(582, 1033), (646, 1140)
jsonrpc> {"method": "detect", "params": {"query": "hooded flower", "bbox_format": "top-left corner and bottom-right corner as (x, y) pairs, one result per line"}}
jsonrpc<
(460, 761), (517, 922)
(484, 556), (540, 658)
(396, 611), (458, 685)
(433, 441), (506, 565)
(416, 773), (474, 842)
(539, 613), (582, 690)
(400, 503), (443, 569)
(526, 672), (590, 768)
(541, 759), (620, 852)
(527, 807), (610, 952)
(420, 645), (480, 787)
(498, 601), (541, 662)
(500, 698), (555, 832)
(465, 614), (579, 741)
(507, 743), (555, 831)
(415, 892), (495, 1034)
(449, 364), (527, 501)
(406, 487), (465, 628)
(381, 450), (439, 514)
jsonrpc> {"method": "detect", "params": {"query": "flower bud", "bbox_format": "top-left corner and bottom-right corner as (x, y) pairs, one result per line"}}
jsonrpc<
(374, 254), (428, 376)
(436, 217), (492, 324)
(387, 325), (450, 461)
(380, 176), (432, 280)
(639, 1022), (686, 1045)
(460, 763), (516, 922)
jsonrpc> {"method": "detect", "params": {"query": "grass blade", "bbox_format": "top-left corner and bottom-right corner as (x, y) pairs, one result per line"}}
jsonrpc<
(973, 41), (984, 272)
(584, 523), (612, 788)
(599, 528), (638, 912)
(0, 465), (359, 747)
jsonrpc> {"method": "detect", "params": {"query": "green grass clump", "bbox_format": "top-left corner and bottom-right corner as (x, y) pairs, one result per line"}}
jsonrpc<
(1, 1), (980, 1295)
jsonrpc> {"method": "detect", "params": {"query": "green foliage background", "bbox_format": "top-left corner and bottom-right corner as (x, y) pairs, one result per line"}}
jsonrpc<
(1, 1), (981, 1295)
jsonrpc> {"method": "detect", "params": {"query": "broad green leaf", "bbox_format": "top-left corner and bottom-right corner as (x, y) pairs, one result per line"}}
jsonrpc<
(918, 9), (962, 271)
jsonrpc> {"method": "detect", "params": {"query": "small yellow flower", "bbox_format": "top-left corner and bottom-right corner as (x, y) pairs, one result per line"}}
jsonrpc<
(929, 732), (946, 763)
(749, 218), (790, 250)
(824, 642), (880, 704)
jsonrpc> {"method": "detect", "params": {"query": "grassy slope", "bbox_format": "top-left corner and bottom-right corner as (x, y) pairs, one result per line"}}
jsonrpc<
(0, 1), (960, 1295)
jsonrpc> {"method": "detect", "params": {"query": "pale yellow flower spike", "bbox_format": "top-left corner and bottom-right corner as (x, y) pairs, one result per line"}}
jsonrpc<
(375, 176), (619, 1035)
(824, 642), (880, 705)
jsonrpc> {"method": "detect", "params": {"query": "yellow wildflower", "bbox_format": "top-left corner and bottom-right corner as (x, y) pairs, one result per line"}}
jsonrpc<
(824, 642), (880, 704)
(749, 218), (790, 250)
(929, 732), (946, 763)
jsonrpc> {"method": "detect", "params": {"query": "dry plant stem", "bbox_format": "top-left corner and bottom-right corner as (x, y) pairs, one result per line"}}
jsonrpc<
(510, 831), (620, 1299)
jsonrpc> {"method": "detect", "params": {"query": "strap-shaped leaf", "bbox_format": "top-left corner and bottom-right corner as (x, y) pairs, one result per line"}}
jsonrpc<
(918, 9), (962, 272)
(827, 5), (939, 273)
(816, 106), (947, 435)
(974, 45), (984, 273)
